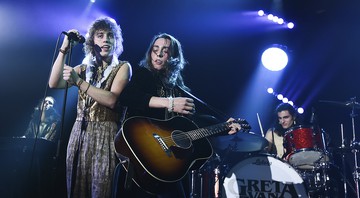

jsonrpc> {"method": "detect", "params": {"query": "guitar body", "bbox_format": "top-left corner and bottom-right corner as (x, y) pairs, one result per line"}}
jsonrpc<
(114, 116), (213, 194)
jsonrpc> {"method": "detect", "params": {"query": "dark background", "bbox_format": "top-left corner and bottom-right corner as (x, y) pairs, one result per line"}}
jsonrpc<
(0, 0), (359, 197)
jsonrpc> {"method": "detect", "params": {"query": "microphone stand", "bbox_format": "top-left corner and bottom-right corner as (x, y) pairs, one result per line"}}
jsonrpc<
(51, 36), (78, 197)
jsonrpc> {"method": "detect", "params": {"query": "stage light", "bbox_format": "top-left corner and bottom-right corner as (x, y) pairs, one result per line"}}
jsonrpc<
(272, 16), (279, 23)
(261, 45), (288, 71)
(287, 22), (294, 29)
(257, 10), (295, 29)
(297, 107), (304, 114)
(266, 88), (303, 114)
(258, 10), (265, 16)
(90, 0), (96, 3)
(277, 18), (284, 25)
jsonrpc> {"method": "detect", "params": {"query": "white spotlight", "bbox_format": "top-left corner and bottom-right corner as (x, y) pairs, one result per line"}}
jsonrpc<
(282, 98), (289, 103)
(287, 22), (294, 29)
(277, 18), (284, 24)
(297, 107), (304, 114)
(272, 16), (279, 23)
(277, 94), (283, 100)
(261, 46), (289, 71)
(258, 10), (265, 16)
(288, 101), (294, 106)
(267, 88), (274, 94)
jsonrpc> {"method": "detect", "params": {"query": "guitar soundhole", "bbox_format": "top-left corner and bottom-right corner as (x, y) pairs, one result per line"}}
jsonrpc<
(172, 130), (191, 148)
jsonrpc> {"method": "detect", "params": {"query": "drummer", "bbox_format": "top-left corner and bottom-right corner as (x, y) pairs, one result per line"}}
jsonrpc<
(265, 102), (301, 160)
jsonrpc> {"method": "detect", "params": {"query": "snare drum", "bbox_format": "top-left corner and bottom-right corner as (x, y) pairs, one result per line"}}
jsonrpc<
(222, 155), (308, 198)
(284, 125), (326, 169)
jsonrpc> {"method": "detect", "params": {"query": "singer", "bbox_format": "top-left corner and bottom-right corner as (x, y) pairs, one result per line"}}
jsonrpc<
(48, 17), (131, 198)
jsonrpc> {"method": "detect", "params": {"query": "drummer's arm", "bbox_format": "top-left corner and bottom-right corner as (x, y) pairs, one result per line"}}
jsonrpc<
(264, 129), (274, 152)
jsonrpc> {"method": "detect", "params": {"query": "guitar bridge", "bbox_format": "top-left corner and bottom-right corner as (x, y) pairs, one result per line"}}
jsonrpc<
(153, 134), (172, 157)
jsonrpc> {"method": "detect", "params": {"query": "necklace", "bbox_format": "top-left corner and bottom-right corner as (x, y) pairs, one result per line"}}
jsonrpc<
(96, 64), (107, 83)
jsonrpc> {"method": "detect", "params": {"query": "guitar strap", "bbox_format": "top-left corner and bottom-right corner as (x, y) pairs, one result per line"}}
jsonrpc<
(124, 159), (134, 190)
(118, 155), (134, 190)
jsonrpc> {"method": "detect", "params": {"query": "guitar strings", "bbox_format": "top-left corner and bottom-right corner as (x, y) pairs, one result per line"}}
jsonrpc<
(153, 120), (249, 145)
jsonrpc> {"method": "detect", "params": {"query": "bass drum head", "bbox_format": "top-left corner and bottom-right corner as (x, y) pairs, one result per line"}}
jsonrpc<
(222, 155), (308, 198)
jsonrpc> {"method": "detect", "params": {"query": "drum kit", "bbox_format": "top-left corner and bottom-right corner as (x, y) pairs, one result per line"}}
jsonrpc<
(190, 98), (360, 198)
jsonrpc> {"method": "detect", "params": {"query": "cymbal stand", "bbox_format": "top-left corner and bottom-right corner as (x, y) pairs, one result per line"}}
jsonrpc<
(350, 97), (360, 198)
(341, 124), (348, 198)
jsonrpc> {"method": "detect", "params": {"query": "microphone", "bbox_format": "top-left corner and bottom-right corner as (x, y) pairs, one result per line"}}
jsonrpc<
(93, 44), (103, 66)
(310, 107), (316, 124)
(94, 44), (102, 53)
(62, 31), (85, 44)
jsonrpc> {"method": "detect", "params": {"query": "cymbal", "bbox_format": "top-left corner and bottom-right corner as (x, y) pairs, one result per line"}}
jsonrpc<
(209, 132), (268, 153)
(319, 100), (360, 109)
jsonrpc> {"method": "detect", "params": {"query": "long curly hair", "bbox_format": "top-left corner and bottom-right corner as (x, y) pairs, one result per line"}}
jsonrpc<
(140, 33), (189, 91)
(83, 17), (123, 57)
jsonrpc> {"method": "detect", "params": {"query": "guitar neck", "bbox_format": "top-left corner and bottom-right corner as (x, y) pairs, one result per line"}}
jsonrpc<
(187, 122), (232, 141)
(187, 119), (251, 141)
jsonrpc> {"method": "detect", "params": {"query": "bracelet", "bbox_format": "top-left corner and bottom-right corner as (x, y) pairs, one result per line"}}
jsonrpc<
(76, 78), (84, 87)
(167, 97), (174, 113)
(59, 48), (68, 54)
(84, 83), (90, 94)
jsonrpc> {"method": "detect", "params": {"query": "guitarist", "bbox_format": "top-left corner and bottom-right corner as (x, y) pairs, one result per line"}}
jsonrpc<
(115, 33), (241, 198)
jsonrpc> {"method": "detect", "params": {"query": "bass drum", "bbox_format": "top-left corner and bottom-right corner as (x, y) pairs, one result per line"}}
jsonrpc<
(222, 154), (308, 198)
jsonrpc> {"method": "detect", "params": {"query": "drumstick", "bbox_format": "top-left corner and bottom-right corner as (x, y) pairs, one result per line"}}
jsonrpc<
(341, 123), (345, 148)
(257, 113), (265, 137)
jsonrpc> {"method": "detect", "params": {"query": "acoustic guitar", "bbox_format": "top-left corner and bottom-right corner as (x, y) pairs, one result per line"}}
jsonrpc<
(114, 116), (251, 194)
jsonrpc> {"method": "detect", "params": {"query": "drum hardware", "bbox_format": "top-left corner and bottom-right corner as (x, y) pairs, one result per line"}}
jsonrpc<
(320, 97), (360, 198)
(341, 123), (350, 198)
(348, 97), (359, 198)
(214, 167), (220, 198)
(190, 153), (227, 198)
(351, 141), (360, 150)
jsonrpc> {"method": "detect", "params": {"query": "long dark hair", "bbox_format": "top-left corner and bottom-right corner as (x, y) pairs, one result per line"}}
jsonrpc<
(273, 103), (298, 134)
(139, 33), (189, 91)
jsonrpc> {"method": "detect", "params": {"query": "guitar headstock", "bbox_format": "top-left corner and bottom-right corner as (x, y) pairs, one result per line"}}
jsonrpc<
(234, 118), (252, 131)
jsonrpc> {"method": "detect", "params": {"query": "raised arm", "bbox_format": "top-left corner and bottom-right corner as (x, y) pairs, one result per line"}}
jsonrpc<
(49, 29), (80, 89)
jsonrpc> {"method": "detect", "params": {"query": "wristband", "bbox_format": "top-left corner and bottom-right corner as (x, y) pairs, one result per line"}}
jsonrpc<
(168, 97), (174, 113)
(84, 83), (90, 94)
(76, 79), (84, 87)
(59, 48), (68, 54)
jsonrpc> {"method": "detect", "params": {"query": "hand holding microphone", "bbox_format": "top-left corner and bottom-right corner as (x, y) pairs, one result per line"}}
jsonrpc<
(59, 30), (85, 54)
(62, 30), (85, 44)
